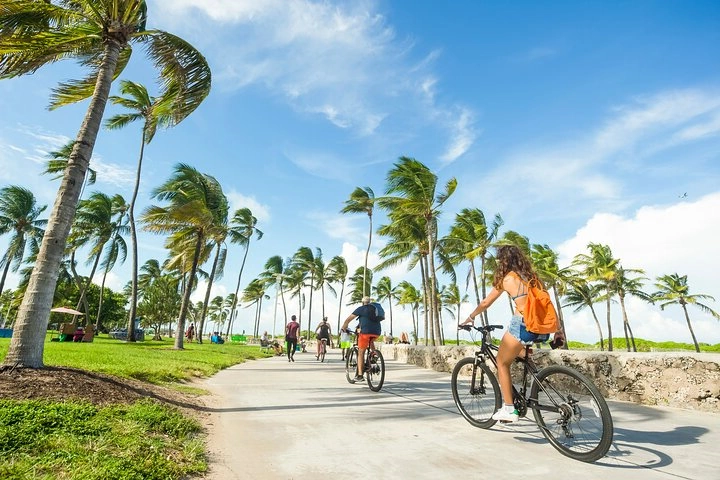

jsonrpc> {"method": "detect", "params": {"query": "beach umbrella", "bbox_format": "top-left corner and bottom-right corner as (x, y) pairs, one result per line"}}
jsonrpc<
(50, 306), (85, 315)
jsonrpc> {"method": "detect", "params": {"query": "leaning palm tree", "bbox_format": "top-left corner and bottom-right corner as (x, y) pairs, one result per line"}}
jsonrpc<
(442, 208), (503, 326)
(373, 276), (399, 336)
(291, 246), (321, 338)
(611, 266), (652, 352)
(259, 255), (289, 334)
(225, 208), (263, 338)
(573, 243), (619, 351)
(341, 186), (375, 296)
(141, 164), (223, 350)
(653, 274), (719, 353)
(564, 278), (605, 350)
(397, 280), (422, 344)
(42, 140), (97, 196)
(105, 80), (180, 339)
(326, 255), (348, 333)
(0, 186), (47, 296)
(1, 0), (211, 368)
(379, 156), (457, 346)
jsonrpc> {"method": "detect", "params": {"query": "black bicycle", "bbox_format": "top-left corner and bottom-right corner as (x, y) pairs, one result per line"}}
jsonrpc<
(451, 324), (613, 463)
(343, 330), (385, 392)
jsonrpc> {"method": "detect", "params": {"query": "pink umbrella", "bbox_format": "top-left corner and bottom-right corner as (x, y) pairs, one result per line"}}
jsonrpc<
(50, 306), (85, 315)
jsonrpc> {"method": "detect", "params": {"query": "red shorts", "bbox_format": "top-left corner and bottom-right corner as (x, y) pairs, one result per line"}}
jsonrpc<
(358, 333), (379, 350)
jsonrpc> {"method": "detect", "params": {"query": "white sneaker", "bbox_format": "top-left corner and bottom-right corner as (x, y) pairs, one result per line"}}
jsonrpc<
(492, 408), (519, 423)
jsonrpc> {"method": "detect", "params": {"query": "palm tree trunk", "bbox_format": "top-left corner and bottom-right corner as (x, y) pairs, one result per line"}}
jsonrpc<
(589, 304), (605, 351)
(419, 256), (430, 345)
(69, 251), (91, 323)
(618, 295), (633, 352)
(126, 131), (146, 343)
(363, 214), (372, 297)
(426, 219), (441, 345)
(4, 40), (122, 368)
(175, 234), (204, 350)
(336, 280), (345, 334)
(0, 255), (12, 296)
(605, 295), (613, 352)
(95, 267), (108, 331)
(552, 287), (568, 350)
(76, 251), (102, 316)
(199, 243), (222, 344)
(227, 242), (251, 338)
(681, 303), (701, 353)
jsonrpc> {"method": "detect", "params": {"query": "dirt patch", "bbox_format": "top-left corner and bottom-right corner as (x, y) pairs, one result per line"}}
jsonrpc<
(0, 365), (211, 418)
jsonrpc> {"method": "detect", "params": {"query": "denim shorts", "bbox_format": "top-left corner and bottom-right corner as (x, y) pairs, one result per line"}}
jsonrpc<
(508, 315), (550, 346)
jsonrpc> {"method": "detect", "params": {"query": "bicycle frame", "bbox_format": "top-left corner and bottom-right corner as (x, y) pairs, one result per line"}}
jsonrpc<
(467, 325), (560, 417)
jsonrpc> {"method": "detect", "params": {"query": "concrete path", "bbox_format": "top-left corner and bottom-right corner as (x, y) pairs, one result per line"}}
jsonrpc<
(201, 349), (719, 480)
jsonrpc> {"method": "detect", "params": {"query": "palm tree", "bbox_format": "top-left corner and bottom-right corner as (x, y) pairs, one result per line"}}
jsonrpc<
(0, 186), (47, 296)
(612, 266), (652, 352)
(379, 156), (457, 345)
(341, 186), (375, 296)
(105, 80), (180, 340)
(259, 255), (289, 335)
(441, 283), (467, 344)
(443, 208), (502, 326)
(42, 140), (97, 196)
(653, 274), (719, 353)
(226, 208), (263, 338)
(292, 246), (322, 337)
(141, 164), (224, 349)
(1, 0), (211, 368)
(71, 192), (127, 324)
(373, 276), (399, 336)
(397, 280), (422, 343)
(573, 243), (619, 351)
(531, 244), (572, 345)
(93, 196), (129, 332)
(564, 278), (605, 350)
(242, 279), (268, 337)
(137, 274), (181, 340)
(326, 255), (348, 334)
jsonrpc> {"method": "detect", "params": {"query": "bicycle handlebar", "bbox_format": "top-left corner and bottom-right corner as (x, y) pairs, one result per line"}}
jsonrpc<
(458, 324), (504, 333)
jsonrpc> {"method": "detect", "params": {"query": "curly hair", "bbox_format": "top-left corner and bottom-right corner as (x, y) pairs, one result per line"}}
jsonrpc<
(492, 245), (536, 289)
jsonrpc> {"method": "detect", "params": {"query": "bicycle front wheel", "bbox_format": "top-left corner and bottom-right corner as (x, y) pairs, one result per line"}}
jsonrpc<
(451, 357), (501, 429)
(366, 350), (385, 392)
(531, 365), (614, 463)
(345, 347), (358, 383)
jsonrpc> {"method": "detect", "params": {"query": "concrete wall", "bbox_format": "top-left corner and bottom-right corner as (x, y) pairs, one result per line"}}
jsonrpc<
(379, 344), (720, 412)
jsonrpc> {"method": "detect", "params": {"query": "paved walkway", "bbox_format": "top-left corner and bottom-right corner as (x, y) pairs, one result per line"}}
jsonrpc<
(201, 349), (719, 479)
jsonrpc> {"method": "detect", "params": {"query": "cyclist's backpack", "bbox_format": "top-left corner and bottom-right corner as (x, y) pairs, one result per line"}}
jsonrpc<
(368, 302), (385, 322)
(519, 276), (558, 334)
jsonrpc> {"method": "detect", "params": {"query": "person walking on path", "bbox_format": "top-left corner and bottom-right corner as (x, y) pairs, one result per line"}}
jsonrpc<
(341, 296), (381, 382)
(285, 315), (300, 362)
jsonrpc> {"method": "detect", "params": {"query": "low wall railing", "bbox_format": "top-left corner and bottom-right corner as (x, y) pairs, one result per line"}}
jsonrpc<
(378, 344), (720, 412)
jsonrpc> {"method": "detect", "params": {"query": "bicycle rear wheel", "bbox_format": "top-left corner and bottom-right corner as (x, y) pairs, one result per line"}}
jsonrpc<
(366, 350), (385, 392)
(530, 365), (614, 463)
(451, 357), (501, 429)
(319, 342), (326, 362)
(345, 347), (358, 383)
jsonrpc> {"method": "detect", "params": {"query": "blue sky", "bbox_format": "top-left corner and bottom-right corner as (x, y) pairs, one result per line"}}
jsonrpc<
(1, 0), (719, 344)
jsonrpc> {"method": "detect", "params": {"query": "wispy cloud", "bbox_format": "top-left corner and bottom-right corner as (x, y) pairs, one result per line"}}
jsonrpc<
(463, 87), (720, 218)
(153, 0), (479, 161)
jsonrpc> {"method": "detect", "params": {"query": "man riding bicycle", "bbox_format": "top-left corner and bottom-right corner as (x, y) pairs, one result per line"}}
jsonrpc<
(341, 296), (381, 382)
(314, 316), (332, 359)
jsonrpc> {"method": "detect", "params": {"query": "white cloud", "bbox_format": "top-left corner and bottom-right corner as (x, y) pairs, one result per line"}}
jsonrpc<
(226, 190), (271, 224)
(440, 107), (477, 165)
(154, 0), (479, 152)
(556, 191), (720, 345)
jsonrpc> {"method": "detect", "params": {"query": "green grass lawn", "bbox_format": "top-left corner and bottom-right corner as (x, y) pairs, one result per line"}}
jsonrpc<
(0, 334), (270, 384)
(0, 334), (271, 480)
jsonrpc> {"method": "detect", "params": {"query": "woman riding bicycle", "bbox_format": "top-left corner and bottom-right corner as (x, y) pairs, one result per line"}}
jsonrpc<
(314, 316), (332, 359)
(459, 245), (564, 423)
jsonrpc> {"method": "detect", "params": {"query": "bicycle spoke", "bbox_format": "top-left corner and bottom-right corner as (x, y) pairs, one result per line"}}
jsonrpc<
(531, 365), (613, 462)
(451, 358), (500, 429)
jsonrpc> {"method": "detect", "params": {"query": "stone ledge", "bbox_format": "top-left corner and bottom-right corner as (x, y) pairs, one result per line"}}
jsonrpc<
(379, 344), (720, 412)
